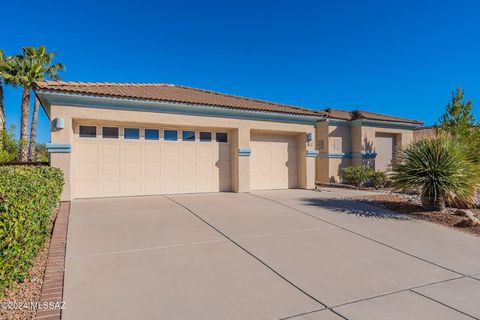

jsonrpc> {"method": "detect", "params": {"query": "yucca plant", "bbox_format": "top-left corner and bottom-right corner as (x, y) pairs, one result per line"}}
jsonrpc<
(392, 136), (479, 211)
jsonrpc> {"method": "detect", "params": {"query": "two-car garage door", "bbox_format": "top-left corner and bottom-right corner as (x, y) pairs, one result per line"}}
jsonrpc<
(73, 125), (231, 198)
(73, 125), (299, 198)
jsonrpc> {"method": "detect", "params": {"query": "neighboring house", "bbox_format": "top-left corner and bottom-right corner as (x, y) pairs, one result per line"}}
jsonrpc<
(414, 126), (438, 140)
(33, 81), (422, 201)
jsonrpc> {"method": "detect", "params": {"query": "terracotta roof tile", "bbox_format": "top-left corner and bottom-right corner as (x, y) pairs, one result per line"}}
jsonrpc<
(324, 108), (422, 125)
(34, 81), (422, 125)
(34, 81), (326, 117)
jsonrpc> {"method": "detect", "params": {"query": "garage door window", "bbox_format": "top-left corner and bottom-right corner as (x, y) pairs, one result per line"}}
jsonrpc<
(200, 132), (212, 142)
(124, 128), (140, 140)
(182, 131), (195, 141)
(164, 130), (178, 141)
(145, 129), (159, 140)
(79, 125), (96, 138)
(216, 132), (228, 143)
(102, 127), (119, 139)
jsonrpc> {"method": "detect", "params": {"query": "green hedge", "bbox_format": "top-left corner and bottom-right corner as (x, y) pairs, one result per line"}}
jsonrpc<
(0, 166), (64, 295)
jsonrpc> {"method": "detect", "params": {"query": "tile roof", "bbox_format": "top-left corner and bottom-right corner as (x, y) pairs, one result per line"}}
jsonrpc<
(324, 108), (423, 125)
(34, 81), (325, 117)
(34, 81), (422, 125)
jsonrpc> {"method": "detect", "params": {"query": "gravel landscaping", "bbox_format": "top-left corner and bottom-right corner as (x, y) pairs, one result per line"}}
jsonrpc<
(354, 192), (480, 237)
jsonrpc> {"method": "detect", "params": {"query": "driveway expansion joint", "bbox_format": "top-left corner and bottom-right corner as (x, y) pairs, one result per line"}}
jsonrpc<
(162, 194), (329, 309)
(248, 193), (466, 277)
(328, 275), (466, 310)
(410, 289), (479, 320)
(66, 238), (227, 260)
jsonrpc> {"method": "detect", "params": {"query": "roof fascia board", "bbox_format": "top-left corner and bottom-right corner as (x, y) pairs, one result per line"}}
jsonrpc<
(36, 91), (325, 125)
(351, 119), (420, 129)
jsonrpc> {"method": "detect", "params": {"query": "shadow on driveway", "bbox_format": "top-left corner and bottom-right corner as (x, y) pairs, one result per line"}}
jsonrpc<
(301, 197), (410, 221)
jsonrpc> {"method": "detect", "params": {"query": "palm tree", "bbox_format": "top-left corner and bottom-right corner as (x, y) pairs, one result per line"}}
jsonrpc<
(0, 46), (64, 161)
(22, 46), (64, 161)
(0, 49), (6, 130)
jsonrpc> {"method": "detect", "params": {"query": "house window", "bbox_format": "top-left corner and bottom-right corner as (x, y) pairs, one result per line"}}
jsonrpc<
(124, 128), (140, 140)
(200, 132), (212, 142)
(102, 127), (119, 139)
(145, 129), (159, 140)
(182, 131), (195, 141)
(164, 130), (178, 141)
(216, 132), (228, 143)
(79, 125), (96, 138)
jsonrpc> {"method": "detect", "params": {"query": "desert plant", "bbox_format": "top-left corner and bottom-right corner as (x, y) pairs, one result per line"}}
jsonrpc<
(0, 166), (64, 295)
(371, 171), (388, 189)
(341, 166), (374, 187)
(438, 87), (480, 163)
(391, 136), (479, 211)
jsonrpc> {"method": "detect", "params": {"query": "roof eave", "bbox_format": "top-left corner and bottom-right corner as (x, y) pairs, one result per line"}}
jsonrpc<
(35, 90), (326, 125)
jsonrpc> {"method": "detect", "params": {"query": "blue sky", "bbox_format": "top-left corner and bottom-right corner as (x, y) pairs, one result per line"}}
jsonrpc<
(2, 0), (480, 143)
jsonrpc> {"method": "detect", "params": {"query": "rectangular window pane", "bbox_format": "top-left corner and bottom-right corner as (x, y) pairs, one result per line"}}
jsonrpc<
(216, 132), (228, 143)
(79, 125), (96, 138)
(182, 131), (195, 141)
(102, 127), (119, 139)
(200, 132), (212, 142)
(124, 128), (140, 139)
(164, 130), (178, 141)
(145, 129), (159, 140)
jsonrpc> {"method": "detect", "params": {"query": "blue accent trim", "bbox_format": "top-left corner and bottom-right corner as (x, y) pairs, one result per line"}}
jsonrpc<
(317, 152), (377, 158)
(46, 143), (71, 153)
(318, 152), (350, 158)
(306, 150), (319, 157)
(238, 148), (251, 156)
(37, 91), (325, 125)
(351, 152), (377, 158)
(318, 119), (419, 129)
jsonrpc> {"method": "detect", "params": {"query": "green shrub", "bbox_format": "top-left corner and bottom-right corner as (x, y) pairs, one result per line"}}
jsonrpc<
(0, 126), (19, 163)
(391, 136), (479, 211)
(371, 171), (388, 189)
(341, 166), (374, 187)
(0, 166), (64, 295)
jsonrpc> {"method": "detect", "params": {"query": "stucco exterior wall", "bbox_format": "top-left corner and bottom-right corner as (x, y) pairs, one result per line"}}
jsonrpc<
(316, 120), (416, 183)
(49, 104), (317, 200)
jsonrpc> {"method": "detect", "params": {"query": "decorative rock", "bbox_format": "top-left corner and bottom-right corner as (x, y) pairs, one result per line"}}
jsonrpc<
(454, 209), (480, 227)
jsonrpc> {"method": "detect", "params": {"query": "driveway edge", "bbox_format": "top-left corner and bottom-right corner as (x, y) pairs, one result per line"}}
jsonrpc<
(35, 202), (71, 320)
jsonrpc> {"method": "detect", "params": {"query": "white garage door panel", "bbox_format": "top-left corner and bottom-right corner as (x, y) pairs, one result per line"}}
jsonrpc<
(74, 129), (231, 198)
(250, 134), (298, 190)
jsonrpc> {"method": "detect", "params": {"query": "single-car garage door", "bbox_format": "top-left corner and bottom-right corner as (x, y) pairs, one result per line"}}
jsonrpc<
(250, 133), (298, 190)
(73, 124), (231, 198)
(375, 133), (396, 170)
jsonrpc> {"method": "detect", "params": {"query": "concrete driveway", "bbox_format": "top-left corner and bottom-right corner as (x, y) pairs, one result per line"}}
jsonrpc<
(63, 189), (480, 320)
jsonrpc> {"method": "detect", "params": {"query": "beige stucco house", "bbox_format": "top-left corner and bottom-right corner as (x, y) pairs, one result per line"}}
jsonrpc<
(33, 81), (422, 201)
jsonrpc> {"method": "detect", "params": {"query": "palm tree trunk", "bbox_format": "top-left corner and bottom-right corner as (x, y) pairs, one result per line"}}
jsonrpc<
(28, 96), (40, 161)
(0, 83), (4, 151)
(19, 88), (30, 162)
